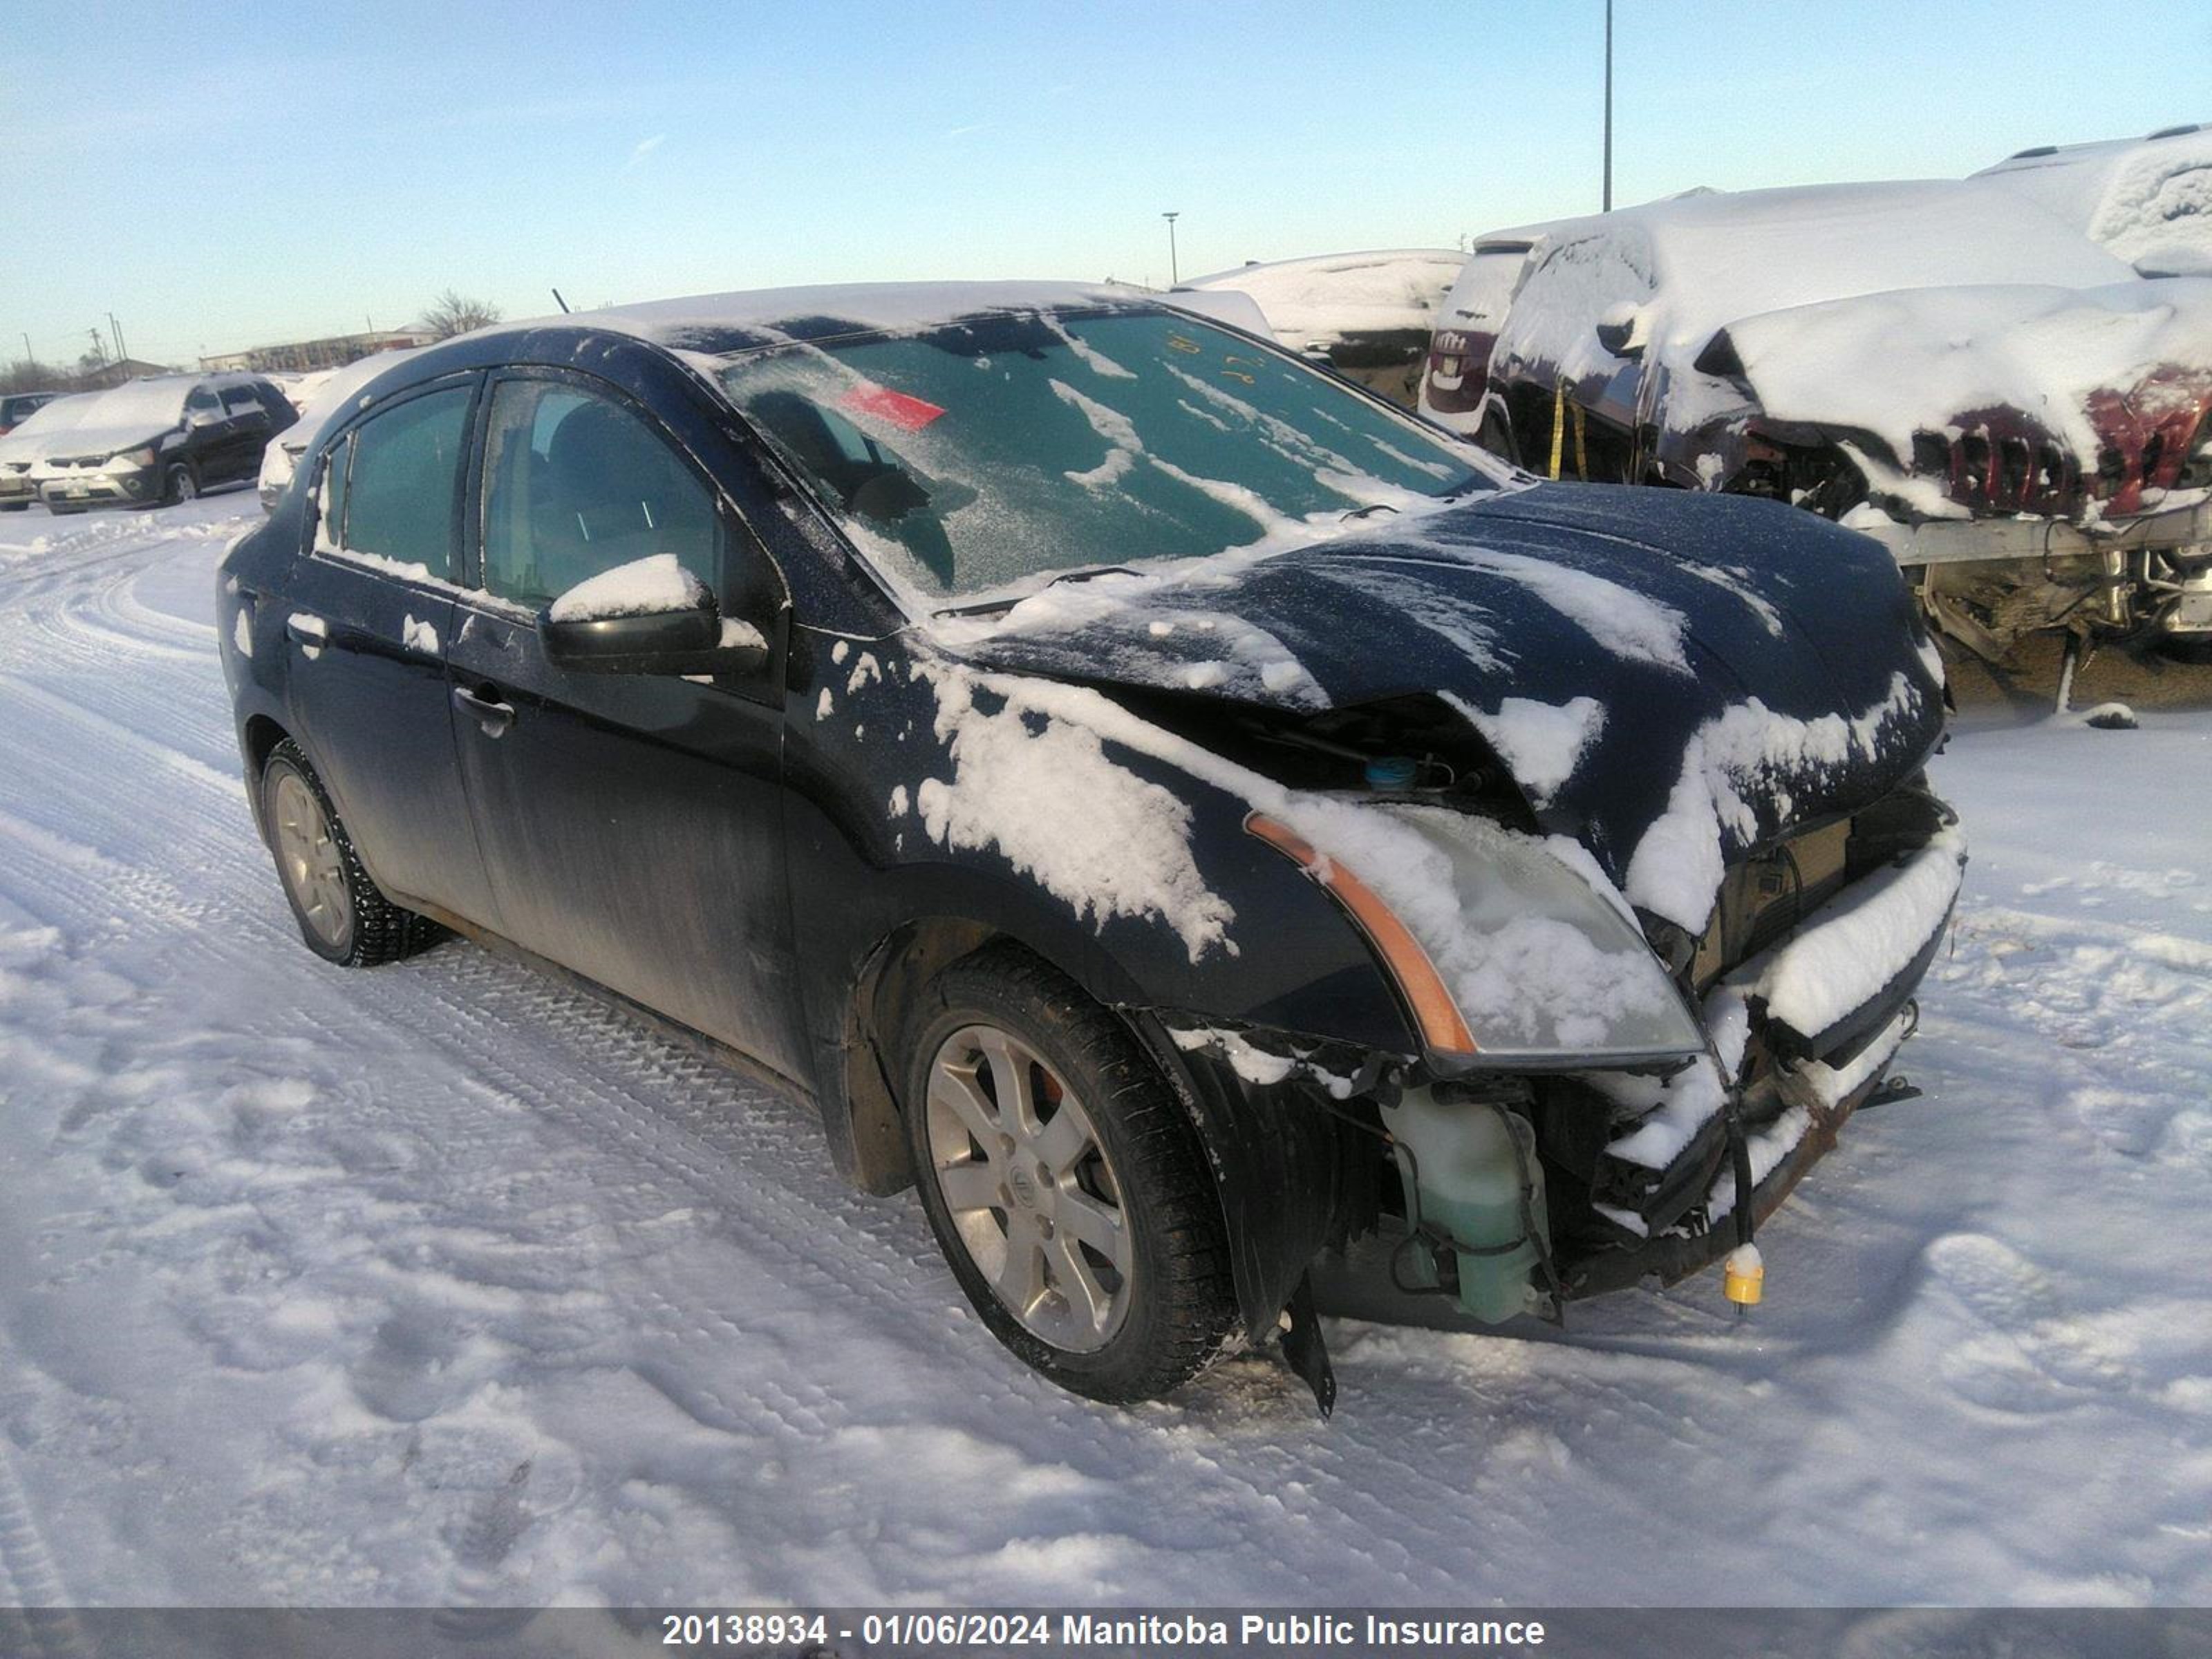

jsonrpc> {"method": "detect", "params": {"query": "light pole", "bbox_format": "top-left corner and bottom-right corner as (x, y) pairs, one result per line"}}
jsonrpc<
(1162, 212), (1181, 286)
(1602, 0), (1614, 212)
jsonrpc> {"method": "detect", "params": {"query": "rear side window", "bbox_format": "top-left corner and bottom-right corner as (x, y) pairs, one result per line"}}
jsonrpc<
(478, 379), (720, 609)
(221, 385), (263, 415)
(334, 386), (471, 580)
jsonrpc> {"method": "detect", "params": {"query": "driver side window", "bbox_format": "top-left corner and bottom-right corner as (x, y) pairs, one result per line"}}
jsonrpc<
(478, 380), (722, 610)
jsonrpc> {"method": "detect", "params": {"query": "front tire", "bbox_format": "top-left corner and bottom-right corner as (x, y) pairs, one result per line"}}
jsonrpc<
(161, 463), (198, 506)
(903, 944), (1237, 1404)
(260, 739), (435, 966)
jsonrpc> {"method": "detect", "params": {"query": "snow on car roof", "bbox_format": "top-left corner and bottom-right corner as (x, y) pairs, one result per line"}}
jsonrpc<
(1974, 124), (2212, 270)
(561, 281), (1163, 353)
(1174, 250), (1466, 347)
(1481, 179), (2133, 341)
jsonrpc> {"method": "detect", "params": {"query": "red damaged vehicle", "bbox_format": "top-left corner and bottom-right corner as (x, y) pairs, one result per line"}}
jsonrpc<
(1419, 178), (2212, 662)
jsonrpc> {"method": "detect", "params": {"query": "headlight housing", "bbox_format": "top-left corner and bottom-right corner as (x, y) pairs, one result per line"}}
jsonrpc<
(106, 446), (157, 472)
(1252, 803), (1705, 1067)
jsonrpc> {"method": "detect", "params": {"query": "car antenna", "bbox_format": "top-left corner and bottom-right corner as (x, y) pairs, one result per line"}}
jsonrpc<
(551, 288), (572, 314)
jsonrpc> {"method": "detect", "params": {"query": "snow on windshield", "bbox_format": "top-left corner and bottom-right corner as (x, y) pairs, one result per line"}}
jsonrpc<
(73, 378), (193, 433)
(717, 309), (1490, 601)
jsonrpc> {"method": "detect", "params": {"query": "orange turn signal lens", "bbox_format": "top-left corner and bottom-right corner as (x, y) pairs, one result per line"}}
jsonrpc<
(1246, 812), (1477, 1056)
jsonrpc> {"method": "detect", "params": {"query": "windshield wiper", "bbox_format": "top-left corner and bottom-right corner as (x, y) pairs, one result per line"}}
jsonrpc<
(933, 564), (1142, 619)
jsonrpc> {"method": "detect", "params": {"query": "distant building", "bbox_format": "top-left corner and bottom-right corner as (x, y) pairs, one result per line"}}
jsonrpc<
(200, 329), (433, 374)
(75, 357), (178, 389)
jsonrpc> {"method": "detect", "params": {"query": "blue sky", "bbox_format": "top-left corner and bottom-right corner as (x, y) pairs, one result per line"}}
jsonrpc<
(7, 0), (2207, 367)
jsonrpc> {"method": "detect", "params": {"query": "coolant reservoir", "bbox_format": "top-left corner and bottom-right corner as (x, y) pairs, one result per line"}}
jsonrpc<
(1381, 1087), (1548, 1324)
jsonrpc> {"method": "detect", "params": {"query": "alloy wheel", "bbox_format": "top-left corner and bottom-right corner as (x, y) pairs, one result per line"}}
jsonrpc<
(272, 767), (352, 952)
(924, 1023), (1134, 1352)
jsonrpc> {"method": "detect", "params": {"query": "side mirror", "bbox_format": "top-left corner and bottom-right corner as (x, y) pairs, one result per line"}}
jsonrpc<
(1596, 321), (1641, 361)
(540, 585), (770, 677)
(1596, 302), (1649, 361)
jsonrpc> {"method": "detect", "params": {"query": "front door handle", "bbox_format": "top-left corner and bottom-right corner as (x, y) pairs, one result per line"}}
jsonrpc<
(453, 684), (516, 738)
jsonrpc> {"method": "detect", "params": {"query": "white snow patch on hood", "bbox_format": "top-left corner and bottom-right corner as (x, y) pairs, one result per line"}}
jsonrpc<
(1367, 538), (1693, 673)
(1450, 693), (1606, 807)
(935, 571), (1329, 710)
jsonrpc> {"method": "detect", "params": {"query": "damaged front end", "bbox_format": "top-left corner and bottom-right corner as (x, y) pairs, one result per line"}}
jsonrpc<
(1128, 771), (1962, 1407)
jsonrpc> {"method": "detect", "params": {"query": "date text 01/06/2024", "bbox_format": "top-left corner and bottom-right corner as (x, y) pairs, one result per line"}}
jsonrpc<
(655, 1611), (1550, 1649)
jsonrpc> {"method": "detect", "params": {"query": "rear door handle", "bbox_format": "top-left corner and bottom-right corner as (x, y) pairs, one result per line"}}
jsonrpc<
(453, 684), (516, 737)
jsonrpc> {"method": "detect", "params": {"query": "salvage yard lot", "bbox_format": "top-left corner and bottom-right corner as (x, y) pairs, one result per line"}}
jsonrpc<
(0, 495), (2207, 1607)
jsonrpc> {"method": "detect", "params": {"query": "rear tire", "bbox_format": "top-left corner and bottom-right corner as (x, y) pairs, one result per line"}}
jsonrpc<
(0, 501), (26, 513)
(260, 739), (437, 966)
(903, 944), (1237, 1404)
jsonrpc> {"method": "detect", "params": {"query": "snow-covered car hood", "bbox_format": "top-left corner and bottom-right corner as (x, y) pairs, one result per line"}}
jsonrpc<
(1712, 276), (2212, 501)
(34, 422), (180, 460)
(0, 420), (101, 465)
(941, 483), (1948, 930)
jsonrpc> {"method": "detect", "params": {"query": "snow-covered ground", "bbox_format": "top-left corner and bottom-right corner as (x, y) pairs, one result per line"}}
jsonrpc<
(0, 494), (2207, 1609)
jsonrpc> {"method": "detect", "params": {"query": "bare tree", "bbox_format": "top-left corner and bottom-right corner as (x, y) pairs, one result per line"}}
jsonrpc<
(418, 290), (504, 339)
(0, 359), (66, 395)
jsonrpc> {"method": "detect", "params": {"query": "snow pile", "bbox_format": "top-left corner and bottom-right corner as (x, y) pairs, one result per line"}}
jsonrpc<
(547, 554), (709, 623)
(1756, 830), (1967, 1036)
(401, 614), (438, 655)
(906, 665), (1239, 964)
(1175, 250), (1468, 350)
(1624, 673), (1929, 934)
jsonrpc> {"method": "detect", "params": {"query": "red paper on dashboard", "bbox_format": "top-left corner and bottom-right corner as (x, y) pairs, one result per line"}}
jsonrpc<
(838, 383), (947, 431)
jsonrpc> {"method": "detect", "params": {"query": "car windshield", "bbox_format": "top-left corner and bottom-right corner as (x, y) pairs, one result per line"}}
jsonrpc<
(715, 308), (1490, 602)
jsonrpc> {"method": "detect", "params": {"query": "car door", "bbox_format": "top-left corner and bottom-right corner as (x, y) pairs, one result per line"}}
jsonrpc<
(444, 369), (808, 1080)
(216, 382), (274, 482)
(283, 376), (501, 927)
